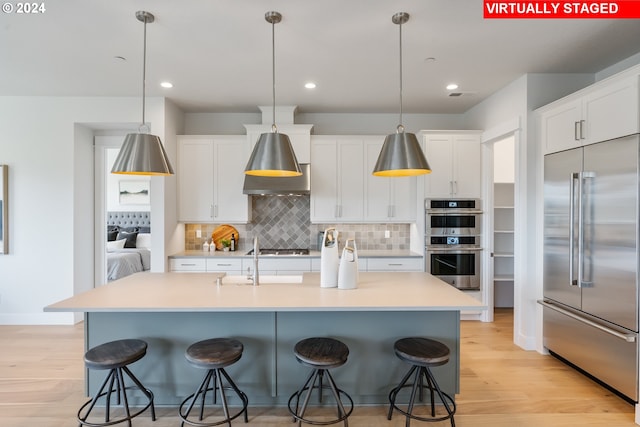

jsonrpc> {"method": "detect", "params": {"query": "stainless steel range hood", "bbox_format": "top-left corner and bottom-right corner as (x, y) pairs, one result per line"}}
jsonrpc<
(243, 163), (310, 196)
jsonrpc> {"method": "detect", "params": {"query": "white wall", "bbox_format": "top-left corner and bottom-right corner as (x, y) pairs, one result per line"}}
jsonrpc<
(182, 112), (468, 135)
(464, 72), (596, 350)
(0, 96), (172, 325)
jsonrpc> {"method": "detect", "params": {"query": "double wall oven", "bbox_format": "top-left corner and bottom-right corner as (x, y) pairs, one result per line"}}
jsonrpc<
(425, 199), (482, 290)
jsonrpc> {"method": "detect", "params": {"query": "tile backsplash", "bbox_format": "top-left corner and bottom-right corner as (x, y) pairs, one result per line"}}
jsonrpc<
(185, 195), (411, 251)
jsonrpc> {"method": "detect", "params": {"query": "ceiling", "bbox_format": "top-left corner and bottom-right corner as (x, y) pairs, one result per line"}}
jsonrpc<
(2, 1), (640, 115)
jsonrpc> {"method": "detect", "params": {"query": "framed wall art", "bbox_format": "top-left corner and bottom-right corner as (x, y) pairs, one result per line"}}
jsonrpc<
(118, 180), (150, 205)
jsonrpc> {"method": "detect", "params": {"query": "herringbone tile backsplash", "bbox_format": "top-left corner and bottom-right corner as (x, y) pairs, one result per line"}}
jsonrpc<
(185, 195), (410, 251)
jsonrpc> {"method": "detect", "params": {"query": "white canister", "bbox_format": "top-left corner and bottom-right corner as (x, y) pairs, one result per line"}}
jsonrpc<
(320, 228), (339, 288)
(338, 239), (358, 290)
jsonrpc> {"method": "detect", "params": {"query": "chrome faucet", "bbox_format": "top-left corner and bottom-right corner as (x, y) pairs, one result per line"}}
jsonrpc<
(249, 236), (259, 286)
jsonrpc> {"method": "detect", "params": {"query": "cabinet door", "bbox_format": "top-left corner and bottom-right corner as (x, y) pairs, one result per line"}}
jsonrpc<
(390, 177), (417, 221)
(452, 134), (482, 198)
(213, 137), (249, 223)
(541, 99), (583, 155)
(337, 139), (364, 221)
(424, 135), (454, 197)
(364, 138), (416, 222)
(178, 138), (214, 222)
(364, 139), (392, 220)
(584, 76), (639, 145)
(310, 137), (339, 222)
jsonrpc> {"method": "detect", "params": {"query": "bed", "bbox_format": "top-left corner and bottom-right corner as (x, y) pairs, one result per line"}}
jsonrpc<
(106, 211), (151, 281)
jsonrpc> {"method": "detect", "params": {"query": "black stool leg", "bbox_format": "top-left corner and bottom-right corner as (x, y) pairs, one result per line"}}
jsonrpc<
(116, 368), (133, 427)
(296, 369), (320, 426)
(387, 365), (417, 420)
(218, 368), (249, 423)
(325, 370), (349, 427)
(121, 366), (156, 421)
(214, 369), (231, 427)
(425, 368), (456, 427)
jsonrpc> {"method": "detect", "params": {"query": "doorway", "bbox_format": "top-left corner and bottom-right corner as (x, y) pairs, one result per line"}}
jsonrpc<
(94, 135), (151, 286)
(492, 136), (515, 309)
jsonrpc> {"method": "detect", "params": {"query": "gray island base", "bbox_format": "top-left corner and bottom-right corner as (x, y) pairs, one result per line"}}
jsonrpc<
(46, 272), (484, 406)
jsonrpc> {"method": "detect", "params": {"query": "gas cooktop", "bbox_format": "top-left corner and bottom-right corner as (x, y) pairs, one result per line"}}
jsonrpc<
(245, 248), (310, 256)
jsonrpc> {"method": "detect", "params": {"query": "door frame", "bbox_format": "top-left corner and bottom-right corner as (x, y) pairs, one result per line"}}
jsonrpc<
(481, 119), (522, 332)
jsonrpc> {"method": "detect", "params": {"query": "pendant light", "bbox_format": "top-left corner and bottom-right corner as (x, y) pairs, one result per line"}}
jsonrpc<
(373, 12), (431, 177)
(245, 11), (302, 177)
(112, 11), (174, 176)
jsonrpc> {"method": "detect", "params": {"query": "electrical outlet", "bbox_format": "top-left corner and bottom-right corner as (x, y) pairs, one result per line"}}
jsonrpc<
(196, 229), (202, 238)
(385, 230), (391, 238)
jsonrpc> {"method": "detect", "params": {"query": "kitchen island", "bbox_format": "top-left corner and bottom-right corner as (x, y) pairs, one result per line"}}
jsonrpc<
(45, 272), (484, 406)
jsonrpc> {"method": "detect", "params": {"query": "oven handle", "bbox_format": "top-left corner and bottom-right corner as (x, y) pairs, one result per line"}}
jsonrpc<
(426, 247), (483, 252)
(426, 209), (483, 214)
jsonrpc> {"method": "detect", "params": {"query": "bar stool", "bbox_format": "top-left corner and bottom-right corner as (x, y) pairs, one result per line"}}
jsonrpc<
(287, 337), (353, 427)
(179, 338), (248, 427)
(77, 339), (156, 427)
(387, 337), (456, 427)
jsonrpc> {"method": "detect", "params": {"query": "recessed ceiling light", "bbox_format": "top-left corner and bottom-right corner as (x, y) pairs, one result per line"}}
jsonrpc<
(160, 81), (173, 89)
(304, 82), (316, 89)
(114, 56), (127, 61)
(446, 83), (459, 91)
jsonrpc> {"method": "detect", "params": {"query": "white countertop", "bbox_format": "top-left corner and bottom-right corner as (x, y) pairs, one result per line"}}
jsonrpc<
(170, 250), (422, 258)
(45, 272), (484, 313)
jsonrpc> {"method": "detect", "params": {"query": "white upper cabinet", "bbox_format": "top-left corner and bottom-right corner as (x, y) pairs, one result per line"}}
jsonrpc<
(177, 135), (250, 223)
(541, 74), (639, 155)
(423, 132), (482, 199)
(364, 138), (417, 222)
(310, 136), (364, 222)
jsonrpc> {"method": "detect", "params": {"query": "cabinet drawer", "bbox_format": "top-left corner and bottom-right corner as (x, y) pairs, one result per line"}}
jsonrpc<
(366, 257), (423, 272)
(206, 258), (242, 272)
(169, 258), (206, 272)
(255, 258), (312, 272)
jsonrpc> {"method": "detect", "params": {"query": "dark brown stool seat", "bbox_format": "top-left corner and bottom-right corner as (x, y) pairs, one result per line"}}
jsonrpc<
(288, 337), (353, 427)
(78, 339), (156, 427)
(388, 337), (456, 427)
(179, 338), (248, 427)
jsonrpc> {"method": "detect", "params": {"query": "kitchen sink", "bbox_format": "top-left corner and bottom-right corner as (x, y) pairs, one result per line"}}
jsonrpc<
(221, 274), (303, 285)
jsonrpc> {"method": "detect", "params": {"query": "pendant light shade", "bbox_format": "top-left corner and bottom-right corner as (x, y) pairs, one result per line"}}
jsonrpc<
(245, 11), (302, 177)
(373, 12), (431, 177)
(112, 11), (174, 176)
(373, 128), (430, 177)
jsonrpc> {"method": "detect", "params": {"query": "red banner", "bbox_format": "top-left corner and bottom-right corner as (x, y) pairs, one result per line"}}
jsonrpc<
(484, 1), (640, 18)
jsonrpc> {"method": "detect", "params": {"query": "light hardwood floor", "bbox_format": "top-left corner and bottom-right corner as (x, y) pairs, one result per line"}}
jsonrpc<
(0, 309), (635, 426)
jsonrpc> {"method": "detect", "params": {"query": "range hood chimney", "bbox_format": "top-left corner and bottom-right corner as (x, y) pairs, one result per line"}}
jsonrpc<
(243, 106), (313, 196)
(243, 163), (310, 195)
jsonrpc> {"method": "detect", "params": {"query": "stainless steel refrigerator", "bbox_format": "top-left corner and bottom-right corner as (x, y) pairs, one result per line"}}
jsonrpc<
(542, 134), (639, 402)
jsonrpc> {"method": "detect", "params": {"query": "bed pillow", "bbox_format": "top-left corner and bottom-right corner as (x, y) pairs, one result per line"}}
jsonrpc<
(106, 238), (126, 252)
(136, 233), (152, 249)
(107, 226), (119, 241)
(116, 230), (139, 248)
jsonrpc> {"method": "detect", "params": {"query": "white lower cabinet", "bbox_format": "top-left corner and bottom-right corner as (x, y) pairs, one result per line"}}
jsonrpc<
(169, 258), (207, 272)
(312, 257), (422, 272)
(365, 257), (423, 272)
(206, 258), (243, 273)
(171, 256), (424, 274)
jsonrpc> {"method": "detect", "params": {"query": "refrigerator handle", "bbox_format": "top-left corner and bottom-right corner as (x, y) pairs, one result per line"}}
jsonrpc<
(580, 171), (596, 288)
(569, 172), (579, 287)
(538, 300), (636, 343)
(577, 171), (586, 288)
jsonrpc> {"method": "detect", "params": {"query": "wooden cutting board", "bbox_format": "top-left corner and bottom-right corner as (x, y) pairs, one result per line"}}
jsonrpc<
(211, 224), (239, 251)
